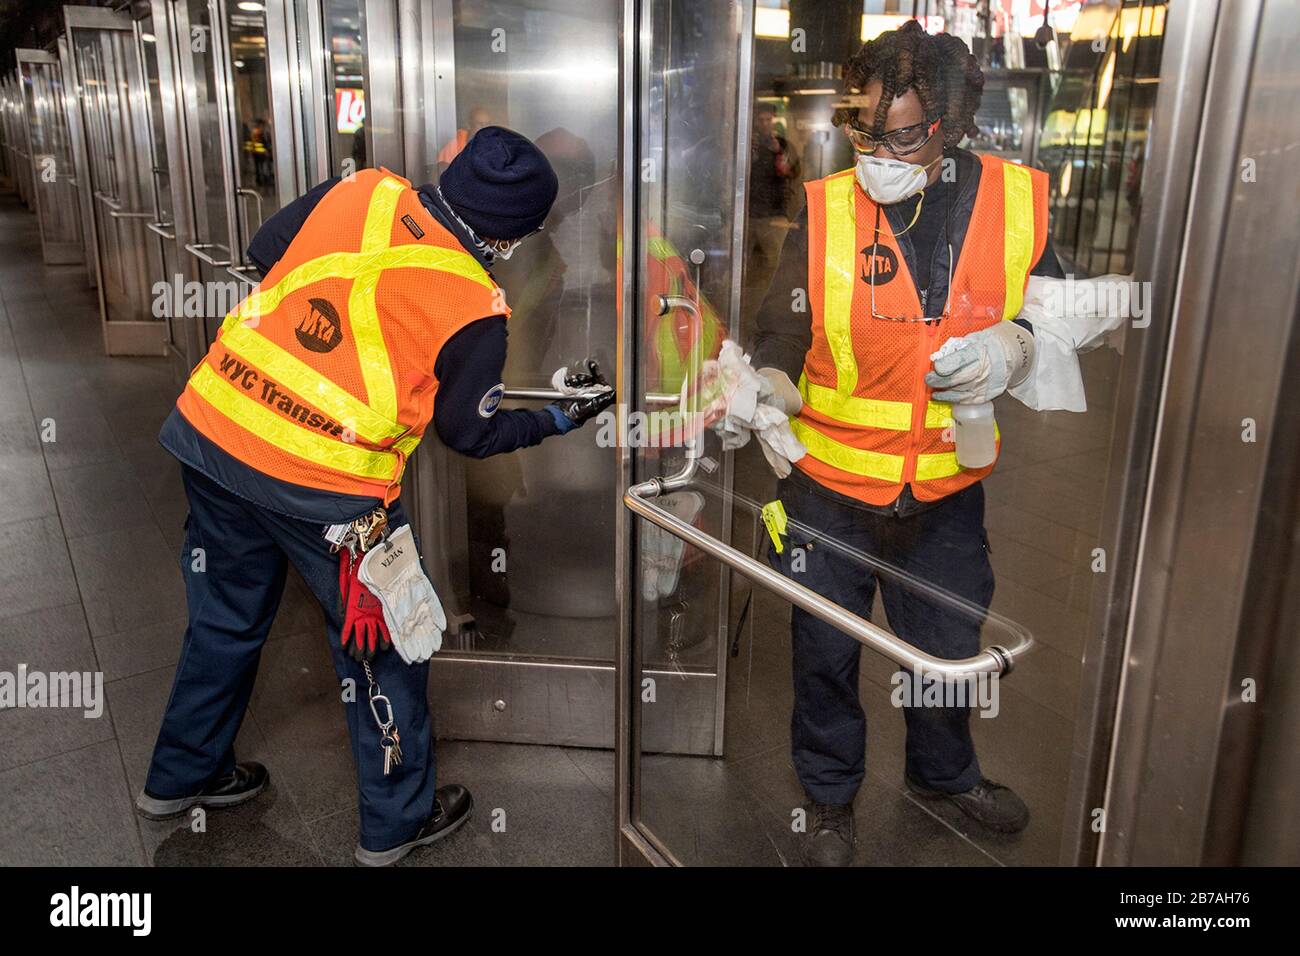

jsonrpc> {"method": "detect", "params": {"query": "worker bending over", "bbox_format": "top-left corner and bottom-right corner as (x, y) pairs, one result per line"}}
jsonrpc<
(138, 127), (613, 866)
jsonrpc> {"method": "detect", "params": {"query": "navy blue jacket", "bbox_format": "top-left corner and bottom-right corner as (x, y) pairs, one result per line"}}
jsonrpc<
(159, 177), (562, 523)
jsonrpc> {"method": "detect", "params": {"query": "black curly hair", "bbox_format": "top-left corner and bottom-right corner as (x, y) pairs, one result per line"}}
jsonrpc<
(832, 20), (984, 149)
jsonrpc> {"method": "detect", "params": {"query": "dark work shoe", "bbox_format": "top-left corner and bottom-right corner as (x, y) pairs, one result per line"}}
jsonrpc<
(805, 802), (856, 867)
(136, 762), (270, 820)
(354, 785), (474, 867)
(905, 773), (1030, 833)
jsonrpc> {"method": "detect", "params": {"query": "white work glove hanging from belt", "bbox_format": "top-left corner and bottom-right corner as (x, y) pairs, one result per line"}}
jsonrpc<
(702, 340), (806, 478)
(357, 524), (446, 664)
(924, 321), (1036, 404)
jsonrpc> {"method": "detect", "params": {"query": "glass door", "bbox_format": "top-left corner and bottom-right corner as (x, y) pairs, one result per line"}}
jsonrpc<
(616, 1), (1174, 867)
(422, 0), (631, 749)
(351, 0), (724, 752)
(65, 4), (168, 355)
(58, 33), (99, 288)
(219, 0), (293, 278)
(14, 48), (83, 266)
(147, 0), (301, 366)
(167, 0), (240, 343)
(137, 0), (199, 376)
(292, 0), (374, 182)
(3, 72), (33, 209)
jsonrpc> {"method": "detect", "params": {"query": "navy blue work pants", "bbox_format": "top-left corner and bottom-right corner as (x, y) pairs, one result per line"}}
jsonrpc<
(768, 476), (994, 805)
(145, 466), (436, 851)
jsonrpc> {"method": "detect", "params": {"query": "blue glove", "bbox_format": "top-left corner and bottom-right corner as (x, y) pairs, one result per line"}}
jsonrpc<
(545, 404), (578, 434)
(547, 359), (615, 431)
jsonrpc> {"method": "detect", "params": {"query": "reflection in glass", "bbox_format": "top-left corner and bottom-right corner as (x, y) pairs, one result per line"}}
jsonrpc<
(631, 5), (1165, 867)
(225, 0), (282, 239)
(318, 0), (367, 175)
(439, 0), (621, 660)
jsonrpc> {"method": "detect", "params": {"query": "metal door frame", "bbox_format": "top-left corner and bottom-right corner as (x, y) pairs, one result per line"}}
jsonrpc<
(355, 0), (728, 752)
(615, 0), (759, 864)
(64, 3), (169, 356)
(14, 48), (84, 266)
(210, 0), (289, 277)
(139, 0), (204, 372)
(6, 71), (34, 208)
(1086, 0), (1300, 866)
(57, 33), (99, 287)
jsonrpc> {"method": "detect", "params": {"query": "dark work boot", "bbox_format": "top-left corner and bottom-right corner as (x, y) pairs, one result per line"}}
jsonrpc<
(136, 762), (270, 820)
(354, 784), (474, 867)
(805, 802), (856, 867)
(905, 773), (1030, 833)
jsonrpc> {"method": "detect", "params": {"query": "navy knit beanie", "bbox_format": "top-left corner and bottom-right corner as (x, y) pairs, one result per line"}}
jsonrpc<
(439, 126), (559, 240)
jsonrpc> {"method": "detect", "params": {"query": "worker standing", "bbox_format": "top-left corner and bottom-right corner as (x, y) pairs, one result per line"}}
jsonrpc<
(136, 127), (613, 866)
(742, 23), (1067, 866)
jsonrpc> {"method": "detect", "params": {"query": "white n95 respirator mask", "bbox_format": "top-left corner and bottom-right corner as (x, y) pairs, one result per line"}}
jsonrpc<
(854, 154), (938, 204)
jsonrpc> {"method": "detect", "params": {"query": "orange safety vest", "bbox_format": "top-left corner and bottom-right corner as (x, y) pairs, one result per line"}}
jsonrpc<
(176, 168), (508, 504)
(644, 230), (726, 394)
(792, 154), (1048, 505)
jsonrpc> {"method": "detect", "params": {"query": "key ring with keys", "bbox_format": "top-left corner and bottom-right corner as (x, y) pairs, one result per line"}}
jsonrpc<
(362, 660), (404, 775)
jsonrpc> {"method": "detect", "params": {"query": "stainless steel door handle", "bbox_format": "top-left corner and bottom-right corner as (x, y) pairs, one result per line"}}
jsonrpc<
(502, 386), (677, 405)
(146, 220), (175, 240)
(184, 242), (233, 268)
(93, 190), (150, 218)
(623, 473), (1031, 678)
(226, 263), (260, 284)
(235, 187), (264, 232)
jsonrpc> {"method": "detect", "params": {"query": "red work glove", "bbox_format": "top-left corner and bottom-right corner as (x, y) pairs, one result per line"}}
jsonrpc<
(338, 551), (392, 661)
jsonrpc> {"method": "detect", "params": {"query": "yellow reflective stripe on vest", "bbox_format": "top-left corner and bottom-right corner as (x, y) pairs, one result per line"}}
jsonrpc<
(925, 401), (953, 429)
(800, 374), (910, 430)
(794, 416), (1000, 483)
(791, 418), (904, 483)
(821, 174), (858, 394)
(362, 177), (405, 252)
(915, 421), (1001, 481)
(352, 177), (407, 421)
(915, 452), (961, 481)
(648, 236), (675, 261)
(1002, 163), (1034, 321)
(220, 322), (404, 444)
(188, 364), (399, 479)
(348, 267), (396, 423)
(801, 373), (956, 432)
(232, 245), (494, 327)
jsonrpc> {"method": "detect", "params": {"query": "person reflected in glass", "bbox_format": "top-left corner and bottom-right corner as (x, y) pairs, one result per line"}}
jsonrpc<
(745, 102), (801, 319)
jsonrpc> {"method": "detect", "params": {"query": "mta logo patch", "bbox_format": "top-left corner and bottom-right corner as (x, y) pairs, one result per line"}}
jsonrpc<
(478, 383), (505, 418)
(859, 244), (898, 286)
(295, 297), (343, 353)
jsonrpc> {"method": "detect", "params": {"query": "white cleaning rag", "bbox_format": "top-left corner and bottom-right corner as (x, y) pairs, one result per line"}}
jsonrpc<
(704, 340), (806, 478)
